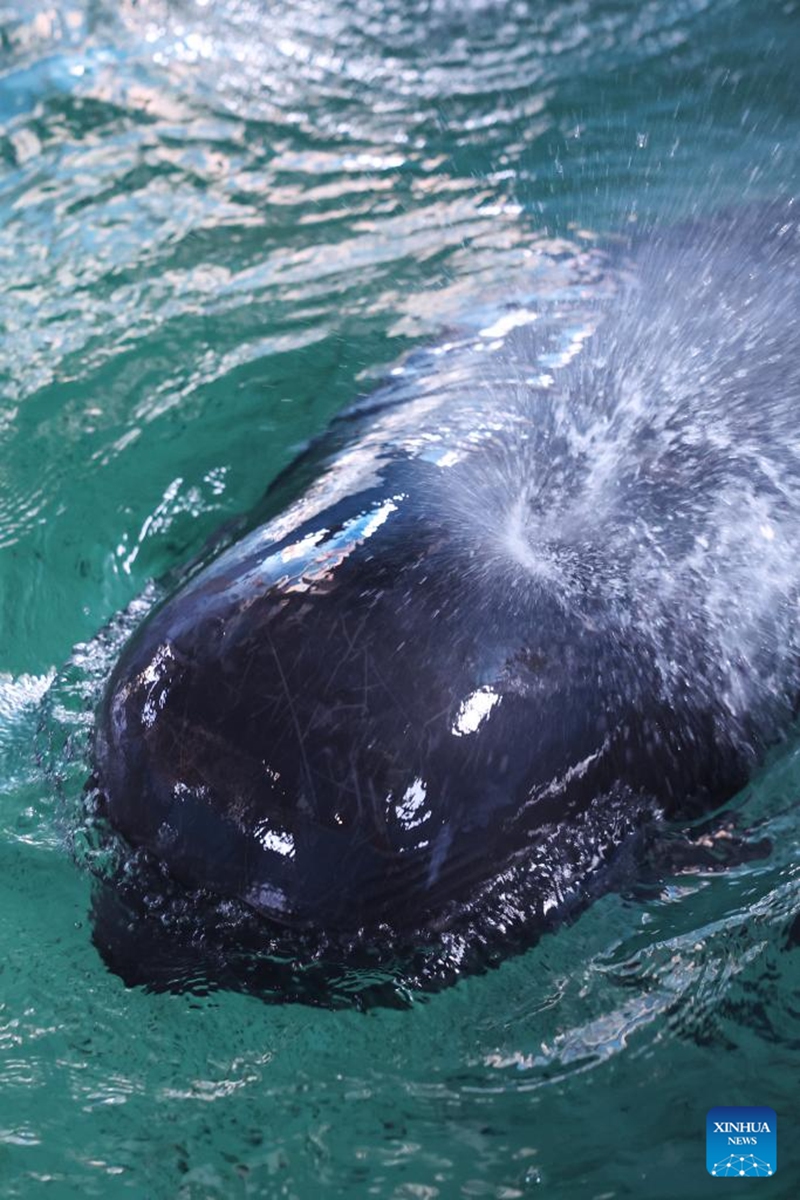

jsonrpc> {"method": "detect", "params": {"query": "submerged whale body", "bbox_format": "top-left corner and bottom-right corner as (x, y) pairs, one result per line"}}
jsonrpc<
(92, 203), (799, 999)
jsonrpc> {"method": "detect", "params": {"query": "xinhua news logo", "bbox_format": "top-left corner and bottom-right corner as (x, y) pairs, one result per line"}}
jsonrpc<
(706, 1107), (777, 1178)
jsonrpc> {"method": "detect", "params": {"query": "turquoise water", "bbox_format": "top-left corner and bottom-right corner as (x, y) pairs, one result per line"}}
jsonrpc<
(1, 0), (799, 1195)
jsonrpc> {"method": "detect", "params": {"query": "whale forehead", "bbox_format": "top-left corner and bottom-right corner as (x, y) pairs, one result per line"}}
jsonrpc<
(97, 494), (645, 930)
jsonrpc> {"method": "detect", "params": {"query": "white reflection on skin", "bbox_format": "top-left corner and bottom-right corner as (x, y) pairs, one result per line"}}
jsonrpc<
(395, 777), (431, 830)
(281, 496), (401, 592)
(452, 687), (500, 737)
(254, 823), (296, 858)
(138, 642), (176, 729)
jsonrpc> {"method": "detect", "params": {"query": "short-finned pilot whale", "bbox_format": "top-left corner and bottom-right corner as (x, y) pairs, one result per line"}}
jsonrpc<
(91, 202), (799, 998)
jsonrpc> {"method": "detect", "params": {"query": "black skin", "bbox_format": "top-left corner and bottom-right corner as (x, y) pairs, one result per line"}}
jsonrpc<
(90, 203), (797, 1000)
(94, 461), (744, 924)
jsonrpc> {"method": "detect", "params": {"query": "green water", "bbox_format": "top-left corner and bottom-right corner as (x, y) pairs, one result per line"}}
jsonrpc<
(1, 0), (798, 1195)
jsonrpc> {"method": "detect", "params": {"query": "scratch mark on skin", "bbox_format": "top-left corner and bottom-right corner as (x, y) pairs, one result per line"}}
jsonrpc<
(265, 627), (317, 813)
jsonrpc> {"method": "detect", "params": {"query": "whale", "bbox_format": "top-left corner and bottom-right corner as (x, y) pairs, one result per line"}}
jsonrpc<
(90, 202), (799, 1000)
